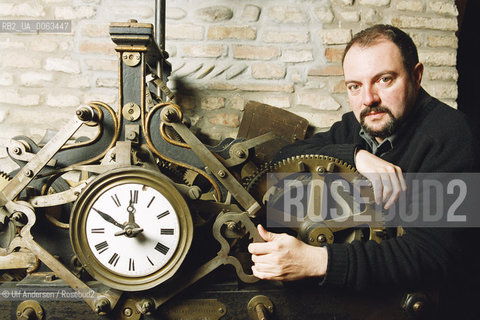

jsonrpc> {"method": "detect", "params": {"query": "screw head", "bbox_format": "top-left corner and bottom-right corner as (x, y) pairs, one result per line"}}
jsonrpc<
(45, 274), (56, 281)
(24, 169), (33, 177)
(123, 308), (133, 317)
(317, 234), (327, 243)
(126, 131), (137, 140)
(413, 301), (423, 312)
(316, 166), (326, 174)
(235, 150), (246, 158)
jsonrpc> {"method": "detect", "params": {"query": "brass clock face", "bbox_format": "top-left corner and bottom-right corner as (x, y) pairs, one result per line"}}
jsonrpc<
(70, 167), (193, 291)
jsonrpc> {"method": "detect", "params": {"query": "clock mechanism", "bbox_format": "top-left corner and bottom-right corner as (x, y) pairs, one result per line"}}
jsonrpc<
(0, 9), (405, 320)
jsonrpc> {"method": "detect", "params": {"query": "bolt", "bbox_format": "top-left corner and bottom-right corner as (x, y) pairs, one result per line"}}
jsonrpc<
(235, 149), (246, 158)
(226, 221), (238, 232)
(413, 301), (423, 313)
(123, 308), (133, 317)
(143, 301), (152, 309)
(163, 108), (178, 122)
(317, 234), (327, 244)
(316, 166), (326, 174)
(95, 297), (110, 314)
(24, 169), (33, 177)
(218, 307), (224, 314)
(138, 299), (154, 315)
(188, 187), (201, 199)
(126, 131), (137, 141)
(45, 274), (56, 281)
(13, 147), (21, 155)
(217, 170), (226, 178)
(76, 107), (93, 122)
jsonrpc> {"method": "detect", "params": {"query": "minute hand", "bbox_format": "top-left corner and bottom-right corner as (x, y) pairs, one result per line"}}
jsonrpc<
(92, 208), (124, 229)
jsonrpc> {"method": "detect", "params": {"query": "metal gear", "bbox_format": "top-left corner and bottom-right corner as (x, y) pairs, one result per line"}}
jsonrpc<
(243, 154), (387, 244)
(0, 170), (13, 225)
(157, 158), (185, 183)
(0, 171), (12, 191)
(183, 168), (199, 186)
(0, 171), (16, 250)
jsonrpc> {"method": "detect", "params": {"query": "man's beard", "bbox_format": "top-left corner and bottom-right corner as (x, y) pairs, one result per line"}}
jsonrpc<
(360, 106), (399, 139)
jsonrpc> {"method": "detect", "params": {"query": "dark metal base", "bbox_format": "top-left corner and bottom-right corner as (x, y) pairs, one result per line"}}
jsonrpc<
(0, 274), (431, 320)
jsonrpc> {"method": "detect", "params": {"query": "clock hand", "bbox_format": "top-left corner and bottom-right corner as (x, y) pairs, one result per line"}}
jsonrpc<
(114, 227), (143, 237)
(127, 200), (136, 224)
(114, 200), (143, 237)
(92, 207), (124, 229)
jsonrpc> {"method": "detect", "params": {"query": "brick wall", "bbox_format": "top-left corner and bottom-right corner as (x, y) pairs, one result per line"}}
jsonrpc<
(0, 0), (459, 158)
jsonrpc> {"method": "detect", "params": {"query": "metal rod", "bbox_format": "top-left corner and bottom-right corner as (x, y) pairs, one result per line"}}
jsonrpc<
(154, 0), (166, 51)
(155, 0), (166, 100)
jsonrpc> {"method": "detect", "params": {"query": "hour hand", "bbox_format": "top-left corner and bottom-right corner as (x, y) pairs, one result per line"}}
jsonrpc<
(127, 200), (136, 224)
(92, 207), (124, 229)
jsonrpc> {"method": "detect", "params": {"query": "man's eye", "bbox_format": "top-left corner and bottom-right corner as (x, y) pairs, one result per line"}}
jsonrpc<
(347, 84), (360, 92)
(379, 76), (392, 84)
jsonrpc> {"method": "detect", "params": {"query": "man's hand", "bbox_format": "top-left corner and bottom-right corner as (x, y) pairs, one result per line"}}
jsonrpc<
(355, 149), (407, 209)
(248, 224), (328, 281)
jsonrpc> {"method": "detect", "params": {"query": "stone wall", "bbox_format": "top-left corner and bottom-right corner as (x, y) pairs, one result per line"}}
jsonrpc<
(0, 0), (459, 157)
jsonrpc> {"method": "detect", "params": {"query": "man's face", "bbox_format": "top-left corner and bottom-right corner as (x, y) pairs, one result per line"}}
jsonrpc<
(343, 39), (423, 142)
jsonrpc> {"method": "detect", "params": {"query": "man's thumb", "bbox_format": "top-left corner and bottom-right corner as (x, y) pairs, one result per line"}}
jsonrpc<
(257, 224), (274, 242)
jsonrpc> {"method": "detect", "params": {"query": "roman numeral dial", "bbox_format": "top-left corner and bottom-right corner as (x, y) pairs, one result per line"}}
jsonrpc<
(70, 168), (193, 291)
(84, 182), (182, 278)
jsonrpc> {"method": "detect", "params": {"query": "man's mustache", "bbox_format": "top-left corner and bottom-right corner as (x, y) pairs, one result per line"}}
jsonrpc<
(360, 106), (394, 121)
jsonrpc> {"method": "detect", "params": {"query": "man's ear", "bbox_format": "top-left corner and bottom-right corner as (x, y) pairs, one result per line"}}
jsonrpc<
(412, 62), (424, 90)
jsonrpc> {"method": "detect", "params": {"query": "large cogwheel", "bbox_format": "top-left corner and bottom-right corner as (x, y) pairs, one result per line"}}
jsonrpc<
(244, 154), (387, 245)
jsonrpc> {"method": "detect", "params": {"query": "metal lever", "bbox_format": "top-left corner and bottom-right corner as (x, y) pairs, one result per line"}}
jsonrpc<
(19, 308), (36, 320)
(255, 304), (268, 320)
(169, 119), (260, 217)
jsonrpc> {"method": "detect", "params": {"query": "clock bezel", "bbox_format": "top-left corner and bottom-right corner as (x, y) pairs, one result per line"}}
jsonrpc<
(70, 166), (193, 291)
